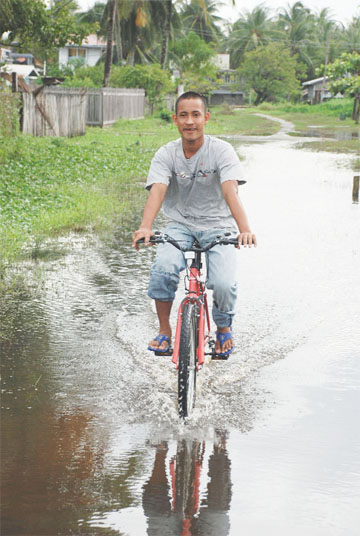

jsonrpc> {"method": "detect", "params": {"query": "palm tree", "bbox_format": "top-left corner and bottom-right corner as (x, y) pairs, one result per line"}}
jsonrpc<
(160, 0), (172, 68)
(341, 16), (360, 53)
(277, 1), (314, 72)
(103, 0), (116, 86)
(228, 4), (275, 67)
(75, 1), (106, 30)
(311, 8), (340, 71)
(180, 0), (224, 43)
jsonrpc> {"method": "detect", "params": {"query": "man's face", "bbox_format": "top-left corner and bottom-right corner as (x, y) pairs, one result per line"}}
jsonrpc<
(172, 98), (210, 143)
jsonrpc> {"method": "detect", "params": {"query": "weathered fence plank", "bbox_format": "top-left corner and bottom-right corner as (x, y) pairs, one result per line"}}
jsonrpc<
(22, 86), (145, 136)
(23, 87), (87, 137)
(86, 87), (145, 126)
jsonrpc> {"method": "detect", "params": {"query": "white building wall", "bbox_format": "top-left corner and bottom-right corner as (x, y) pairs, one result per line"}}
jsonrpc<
(58, 48), (68, 67)
(86, 48), (103, 67)
(58, 47), (104, 68)
(214, 54), (230, 70)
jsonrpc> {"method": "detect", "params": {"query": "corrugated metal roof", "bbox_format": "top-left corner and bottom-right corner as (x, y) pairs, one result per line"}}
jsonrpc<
(302, 77), (328, 87)
(0, 64), (40, 78)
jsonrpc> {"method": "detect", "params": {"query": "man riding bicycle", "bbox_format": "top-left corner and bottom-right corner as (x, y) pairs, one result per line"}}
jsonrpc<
(132, 91), (256, 357)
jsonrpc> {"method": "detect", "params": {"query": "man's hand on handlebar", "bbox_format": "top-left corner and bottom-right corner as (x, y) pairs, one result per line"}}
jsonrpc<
(132, 228), (154, 250)
(237, 232), (257, 248)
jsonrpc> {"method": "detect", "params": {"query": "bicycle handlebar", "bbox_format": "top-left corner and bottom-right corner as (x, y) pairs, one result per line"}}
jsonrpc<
(136, 232), (239, 252)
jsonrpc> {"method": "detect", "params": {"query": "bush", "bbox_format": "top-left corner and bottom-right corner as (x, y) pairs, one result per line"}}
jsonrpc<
(62, 76), (97, 88)
(47, 62), (104, 87)
(219, 102), (235, 115)
(158, 109), (172, 122)
(257, 98), (353, 118)
(0, 91), (20, 137)
(109, 64), (174, 113)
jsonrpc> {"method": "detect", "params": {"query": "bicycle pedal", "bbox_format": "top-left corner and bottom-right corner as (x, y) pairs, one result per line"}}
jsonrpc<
(211, 353), (230, 361)
(154, 348), (173, 357)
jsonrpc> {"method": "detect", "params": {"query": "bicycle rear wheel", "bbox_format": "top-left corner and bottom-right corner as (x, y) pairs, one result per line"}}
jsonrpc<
(178, 302), (198, 419)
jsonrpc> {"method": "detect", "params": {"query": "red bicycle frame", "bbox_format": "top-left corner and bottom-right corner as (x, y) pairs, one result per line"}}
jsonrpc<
(172, 252), (211, 370)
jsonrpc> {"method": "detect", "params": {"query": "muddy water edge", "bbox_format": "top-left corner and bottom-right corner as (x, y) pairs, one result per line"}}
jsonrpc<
(1, 133), (360, 535)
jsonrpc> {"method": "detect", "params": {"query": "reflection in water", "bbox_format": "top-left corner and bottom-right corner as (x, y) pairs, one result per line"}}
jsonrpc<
(143, 432), (231, 536)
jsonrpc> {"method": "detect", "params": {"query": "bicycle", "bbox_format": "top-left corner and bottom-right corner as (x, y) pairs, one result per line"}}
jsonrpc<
(137, 231), (238, 419)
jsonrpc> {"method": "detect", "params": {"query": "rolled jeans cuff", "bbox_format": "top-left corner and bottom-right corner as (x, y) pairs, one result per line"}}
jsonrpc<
(148, 268), (179, 302)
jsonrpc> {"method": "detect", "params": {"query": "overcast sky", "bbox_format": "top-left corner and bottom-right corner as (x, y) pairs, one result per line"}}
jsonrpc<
(76, 0), (359, 26)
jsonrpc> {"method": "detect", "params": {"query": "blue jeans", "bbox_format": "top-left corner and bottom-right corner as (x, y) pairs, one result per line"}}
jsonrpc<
(148, 223), (239, 328)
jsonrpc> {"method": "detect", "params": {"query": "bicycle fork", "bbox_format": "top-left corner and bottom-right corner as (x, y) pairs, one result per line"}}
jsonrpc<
(172, 252), (211, 370)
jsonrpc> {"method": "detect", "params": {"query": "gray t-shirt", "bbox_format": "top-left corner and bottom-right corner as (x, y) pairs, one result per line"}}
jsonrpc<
(146, 135), (245, 231)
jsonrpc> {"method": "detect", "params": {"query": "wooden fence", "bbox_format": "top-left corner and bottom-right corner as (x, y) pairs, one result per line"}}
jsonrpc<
(23, 87), (87, 137)
(86, 87), (145, 126)
(22, 86), (145, 135)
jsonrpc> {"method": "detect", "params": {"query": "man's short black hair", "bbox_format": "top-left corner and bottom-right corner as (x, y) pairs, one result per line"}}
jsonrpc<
(175, 91), (208, 115)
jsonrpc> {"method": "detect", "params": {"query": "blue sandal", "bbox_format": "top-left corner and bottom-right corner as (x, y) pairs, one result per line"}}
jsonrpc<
(215, 329), (234, 357)
(148, 334), (171, 354)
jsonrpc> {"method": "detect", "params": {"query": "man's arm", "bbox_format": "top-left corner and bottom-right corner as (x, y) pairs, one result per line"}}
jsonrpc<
(132, 183), (168, 249)
(221, 180), (257, 247)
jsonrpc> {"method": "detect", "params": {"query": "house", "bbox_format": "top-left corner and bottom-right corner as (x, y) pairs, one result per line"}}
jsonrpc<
(58, 34), (107, 68)
(302, 77), (332, 104)
(210, 54), (246, 106)
(0, 64), (40, 85)
(8, 52), (35, 65)
(0, 47), (11, 63)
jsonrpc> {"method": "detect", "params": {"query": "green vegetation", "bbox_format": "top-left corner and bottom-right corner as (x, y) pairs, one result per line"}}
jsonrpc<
(208, 106), (280, 136)
(239, 43), (301, 105)
(0, 91), (20, 137)
(0, 119), (174, 266)
(256, 99), (357, 133)
(1, 1), (359, 111)
(322, 52), (360, 123)
(0, 0), (94, 63)
(60, 63), (174, 113)
(170, 31), (219, 96)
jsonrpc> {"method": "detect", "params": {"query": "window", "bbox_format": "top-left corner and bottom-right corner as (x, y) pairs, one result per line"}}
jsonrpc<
(68, 47), (86, 62)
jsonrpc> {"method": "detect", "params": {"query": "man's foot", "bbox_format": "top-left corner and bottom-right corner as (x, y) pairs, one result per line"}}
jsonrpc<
(148, 334), (171, 353)
(215, 327), (234, 356)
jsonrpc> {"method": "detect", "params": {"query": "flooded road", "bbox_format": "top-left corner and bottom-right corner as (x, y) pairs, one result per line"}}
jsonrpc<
(1, 130), (360, 535)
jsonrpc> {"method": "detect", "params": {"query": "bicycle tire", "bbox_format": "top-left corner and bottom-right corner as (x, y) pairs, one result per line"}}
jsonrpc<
(178, 302), (198, 419)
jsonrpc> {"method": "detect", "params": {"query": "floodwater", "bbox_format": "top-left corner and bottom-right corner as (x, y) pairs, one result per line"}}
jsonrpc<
(1, 124), (360, 535)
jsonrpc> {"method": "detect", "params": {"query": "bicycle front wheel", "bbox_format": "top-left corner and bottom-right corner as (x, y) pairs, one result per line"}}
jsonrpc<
(178, 302), (198, 419)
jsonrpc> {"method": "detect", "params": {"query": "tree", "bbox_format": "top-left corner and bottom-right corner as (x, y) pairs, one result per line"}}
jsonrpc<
(75, 1), (106, 29)
(323, 52), (360, 123)
(103, 0), (116, 86)
(228, 5), (275, 68)
(170, 31), (219, 96)
(170, 31), (216, 73)
(310, 8), (340, 71)
(0, 0), (91, 62)
(160, 0), (172, 69)
(109, 63), (173, 113)
(341, 16), (360, 54)
(277, 1), (315, 75)
(239, 43), (301, 105)
(180, 0), (224, 44)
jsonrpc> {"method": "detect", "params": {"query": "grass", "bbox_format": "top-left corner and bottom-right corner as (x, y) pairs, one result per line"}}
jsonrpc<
(0, 119), (176, 265)
(256, 99), (357, 133)
(208, 105), (280, 136)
